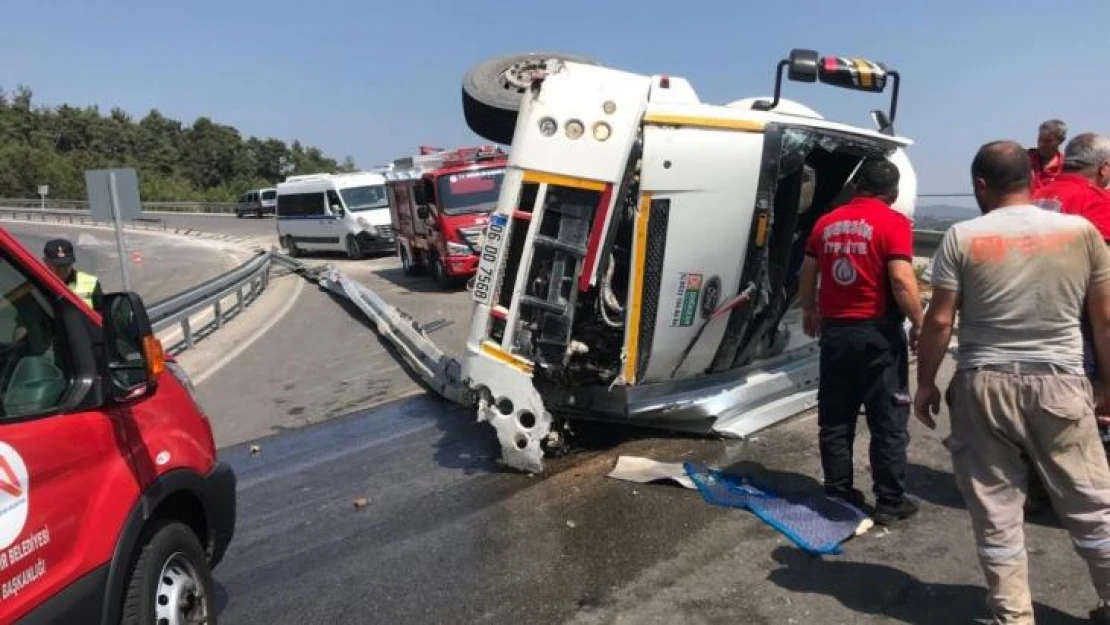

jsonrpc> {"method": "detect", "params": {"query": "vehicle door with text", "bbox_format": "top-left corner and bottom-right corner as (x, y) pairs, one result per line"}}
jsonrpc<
(0, 246), (138, 623)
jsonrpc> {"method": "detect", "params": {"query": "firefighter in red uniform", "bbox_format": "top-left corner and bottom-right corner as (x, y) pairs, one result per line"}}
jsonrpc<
(1029, 119), (1067, 191)
(799, 157), (926, 525)
(1033, 132), (1110, 238)
(1033, 131), (1110, 453)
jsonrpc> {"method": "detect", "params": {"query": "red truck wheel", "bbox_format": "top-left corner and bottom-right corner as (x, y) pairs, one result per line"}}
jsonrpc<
(462, 51), (597, 145)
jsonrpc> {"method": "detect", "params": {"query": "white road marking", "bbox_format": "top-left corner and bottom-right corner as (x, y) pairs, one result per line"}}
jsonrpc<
(192, 276), (305, 386)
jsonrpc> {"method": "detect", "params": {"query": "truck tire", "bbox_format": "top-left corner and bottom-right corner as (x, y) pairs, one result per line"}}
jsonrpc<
(120, 520), (217, 625)
(345, 234), (365, 260)
(399, 245), (422, 276)
(430, 253), (453, 289)
(284, 236), (301, 258)
(462, 51), (597, 145)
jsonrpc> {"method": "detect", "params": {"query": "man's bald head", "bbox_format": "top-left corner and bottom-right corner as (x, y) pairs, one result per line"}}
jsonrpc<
(971, 140), (1033, 212)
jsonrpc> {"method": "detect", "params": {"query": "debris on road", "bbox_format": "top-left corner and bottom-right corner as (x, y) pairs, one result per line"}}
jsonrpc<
(353, 497), (369, 510)
(249, 444), (261, 455)
(607, 455), (872, 555)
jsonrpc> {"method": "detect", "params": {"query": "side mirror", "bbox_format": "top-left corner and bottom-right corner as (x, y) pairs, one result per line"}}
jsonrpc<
(754, 48), (901, 128)
(412, 182), (427, 206)
(786, 48), (818, 83)
(331, 204), (345, 217)
(416, 206), (430, 220)
(101, 292), (163, 401)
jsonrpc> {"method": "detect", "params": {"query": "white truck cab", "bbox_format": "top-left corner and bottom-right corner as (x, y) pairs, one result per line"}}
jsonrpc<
(456, 49), (918, 472)
(276, 172), (395, 260)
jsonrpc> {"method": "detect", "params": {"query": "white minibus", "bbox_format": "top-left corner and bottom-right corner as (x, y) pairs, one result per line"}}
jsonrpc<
(275, 172), (395, 259)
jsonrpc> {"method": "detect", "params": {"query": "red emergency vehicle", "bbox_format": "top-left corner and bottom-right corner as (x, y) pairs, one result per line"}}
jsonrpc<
(385, 145), (507, 288)
(0, 228), (235, 623)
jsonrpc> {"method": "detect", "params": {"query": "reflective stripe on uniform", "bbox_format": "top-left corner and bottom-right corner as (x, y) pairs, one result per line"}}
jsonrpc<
(1073, 535), (1110, 551)
(977, 544), (1025, 562)
(73, 271), (98, 308)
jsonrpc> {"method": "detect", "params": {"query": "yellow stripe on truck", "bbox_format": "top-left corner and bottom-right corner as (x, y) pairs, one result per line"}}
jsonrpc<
(622, 193), (652, 383)
(480, 341), (535, 375)
(852, 58), (873, 89)
(642, 113), (765, 133)
(522, 171), (607, 192)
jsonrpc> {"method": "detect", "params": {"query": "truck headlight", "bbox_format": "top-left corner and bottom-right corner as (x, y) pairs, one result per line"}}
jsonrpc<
(447, 241), (471, 256)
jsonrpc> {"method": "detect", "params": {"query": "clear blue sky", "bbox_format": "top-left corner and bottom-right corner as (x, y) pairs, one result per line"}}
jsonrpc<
(3, 0), (1108, 199)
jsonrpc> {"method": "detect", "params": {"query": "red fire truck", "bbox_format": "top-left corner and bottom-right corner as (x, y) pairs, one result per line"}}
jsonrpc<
(385, 145), (507, 288)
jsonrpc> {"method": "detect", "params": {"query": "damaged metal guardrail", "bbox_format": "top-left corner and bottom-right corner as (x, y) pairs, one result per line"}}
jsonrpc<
(315, 266), (467, 403)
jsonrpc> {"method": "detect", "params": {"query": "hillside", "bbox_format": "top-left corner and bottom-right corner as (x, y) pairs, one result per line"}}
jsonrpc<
(915, 203), (977, 230)
(0, 85), (357, 202)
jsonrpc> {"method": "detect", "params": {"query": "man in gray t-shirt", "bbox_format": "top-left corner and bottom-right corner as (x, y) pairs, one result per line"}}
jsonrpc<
(930, 197), (1110, 374)
(914, 140), (1110, 624)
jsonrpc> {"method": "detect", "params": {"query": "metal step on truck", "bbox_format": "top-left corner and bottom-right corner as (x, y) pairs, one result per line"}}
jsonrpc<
(317, 48), (918, 473)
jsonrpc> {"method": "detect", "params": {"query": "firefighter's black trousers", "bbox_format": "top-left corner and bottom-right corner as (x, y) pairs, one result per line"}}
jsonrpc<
(817, 319), (911, 504)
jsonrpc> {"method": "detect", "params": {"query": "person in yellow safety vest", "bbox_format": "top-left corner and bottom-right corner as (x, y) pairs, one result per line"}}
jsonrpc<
(42, 238), (103, 310)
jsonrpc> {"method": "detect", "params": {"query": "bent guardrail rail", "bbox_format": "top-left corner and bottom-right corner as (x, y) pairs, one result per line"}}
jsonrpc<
(315, 266), (467, 403)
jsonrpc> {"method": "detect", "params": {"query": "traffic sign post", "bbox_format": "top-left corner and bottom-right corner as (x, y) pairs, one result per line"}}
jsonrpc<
(36, 185), (48, 211)
(85, 168), (142, 293)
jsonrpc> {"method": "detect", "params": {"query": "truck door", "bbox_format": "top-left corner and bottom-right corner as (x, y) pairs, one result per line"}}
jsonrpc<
(0, 240), (139, 622)
(411, 180), (429, 238)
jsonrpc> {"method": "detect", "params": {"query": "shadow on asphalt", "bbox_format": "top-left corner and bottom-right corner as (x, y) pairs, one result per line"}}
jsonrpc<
(371, 265), (468, 294)
(767, 546), (1086, 624)
(906, 463), (1067, 530)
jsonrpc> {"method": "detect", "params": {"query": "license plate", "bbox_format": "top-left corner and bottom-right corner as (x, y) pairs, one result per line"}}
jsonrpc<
(472, 213), (508, 305)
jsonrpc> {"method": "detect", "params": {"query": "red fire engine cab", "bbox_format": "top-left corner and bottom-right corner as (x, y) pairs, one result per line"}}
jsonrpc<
(385, 145), (507, 288)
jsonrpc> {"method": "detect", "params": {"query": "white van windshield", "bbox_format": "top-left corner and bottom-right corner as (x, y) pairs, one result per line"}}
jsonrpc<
(339, 185), (389, 212)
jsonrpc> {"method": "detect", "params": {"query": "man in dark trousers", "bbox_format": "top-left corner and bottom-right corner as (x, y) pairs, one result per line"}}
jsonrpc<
(799, 157), (925, 525)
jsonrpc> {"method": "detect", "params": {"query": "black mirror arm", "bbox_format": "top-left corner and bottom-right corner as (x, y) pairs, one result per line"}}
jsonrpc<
(887, 71), (901, 128)
(751, 59), (790, 112)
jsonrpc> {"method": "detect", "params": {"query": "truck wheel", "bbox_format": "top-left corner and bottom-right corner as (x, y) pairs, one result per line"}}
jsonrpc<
(120, 520), (216, 625)
(284, 236), (301, 258)
(430, 253), (453, 289)
(462, 51), (597, 145)
(345, 235), (365, 260)
(400, 246), (421, 275)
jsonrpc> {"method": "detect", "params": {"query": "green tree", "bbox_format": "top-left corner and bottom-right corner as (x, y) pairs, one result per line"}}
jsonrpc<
(0, 86), (353, 201)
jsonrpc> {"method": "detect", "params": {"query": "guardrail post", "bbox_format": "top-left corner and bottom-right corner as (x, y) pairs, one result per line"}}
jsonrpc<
(182, 318), (194, 349)
(236, 287), (244, 314)
(214, 300), (223, 329)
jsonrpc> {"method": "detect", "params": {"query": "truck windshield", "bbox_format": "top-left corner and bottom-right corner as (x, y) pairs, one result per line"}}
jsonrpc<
(339, 185), (389, 212)
(436, 168), (505, 215)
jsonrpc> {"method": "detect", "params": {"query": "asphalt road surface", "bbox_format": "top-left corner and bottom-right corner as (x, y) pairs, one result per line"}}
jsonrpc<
(156, 213), (280, 241)
(1, 221), (240, 304)
(194, 250), (467, 447)
(213, 356), (1098, 624)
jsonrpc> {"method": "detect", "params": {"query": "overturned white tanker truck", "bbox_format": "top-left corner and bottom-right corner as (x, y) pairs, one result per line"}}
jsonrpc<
(322, 49), (918, 472)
